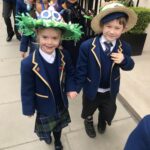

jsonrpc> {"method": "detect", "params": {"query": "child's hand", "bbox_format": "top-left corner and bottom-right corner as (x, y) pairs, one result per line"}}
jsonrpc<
(67, 91), (78, 99)
(110, 50), (124, 64)
(20, 52), (27, 58)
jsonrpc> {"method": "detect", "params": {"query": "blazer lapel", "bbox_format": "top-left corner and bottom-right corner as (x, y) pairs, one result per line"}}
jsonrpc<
(113, 39), (124, 53)
(57, 49), (65, 83)
(32, 50), (52, 91)
(91, 36), (101, 68)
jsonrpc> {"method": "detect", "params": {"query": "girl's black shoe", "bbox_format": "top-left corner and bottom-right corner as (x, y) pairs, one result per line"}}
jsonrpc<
(44, 136), (52, 144)
(55, 141), (63, 150)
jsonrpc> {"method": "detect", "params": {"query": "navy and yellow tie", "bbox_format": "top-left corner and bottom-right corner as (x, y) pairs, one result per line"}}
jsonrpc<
(104, 42), (113, 56)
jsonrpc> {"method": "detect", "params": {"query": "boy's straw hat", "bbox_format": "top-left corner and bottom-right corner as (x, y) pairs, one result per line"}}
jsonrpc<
(91, 2), (137, 33)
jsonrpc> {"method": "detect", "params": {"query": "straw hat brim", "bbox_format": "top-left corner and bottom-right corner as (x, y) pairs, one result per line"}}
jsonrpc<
(91, 7), (137, 33)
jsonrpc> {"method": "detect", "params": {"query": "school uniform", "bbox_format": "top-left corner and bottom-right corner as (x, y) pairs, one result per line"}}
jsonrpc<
(21, 48), (75, 140)
(76, 35), (134, 124)
(124, 115), (150, 150)
(16, 0), (27, 13)
(19, 35), (38, 54)
(16, 0), (37, 54)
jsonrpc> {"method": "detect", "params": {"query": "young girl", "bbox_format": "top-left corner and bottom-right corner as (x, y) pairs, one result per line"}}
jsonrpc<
(18, 6), (82, 150)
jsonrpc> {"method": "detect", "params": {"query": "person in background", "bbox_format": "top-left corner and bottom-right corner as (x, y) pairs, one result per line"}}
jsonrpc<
(16, 0), (38, 58)
(2, 0), (21, 42)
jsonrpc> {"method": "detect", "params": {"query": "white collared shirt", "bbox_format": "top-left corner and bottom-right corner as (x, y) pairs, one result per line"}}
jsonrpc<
(100, 35), (116, 52)
(39, 48), (56, 64)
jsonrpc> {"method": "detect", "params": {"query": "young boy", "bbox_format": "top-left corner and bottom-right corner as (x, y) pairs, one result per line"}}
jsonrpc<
(75, 2), (137, 138)
(18, 6), (82, 150)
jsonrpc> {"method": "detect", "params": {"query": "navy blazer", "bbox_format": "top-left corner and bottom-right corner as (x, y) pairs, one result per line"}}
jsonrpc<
(16, 0), (27, 14)
(21, 49), (75, 116)
(124, 115), (150, 150)
(76, 36), (134, 100)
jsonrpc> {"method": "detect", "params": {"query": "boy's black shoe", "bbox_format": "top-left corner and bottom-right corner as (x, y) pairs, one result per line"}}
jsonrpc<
(55, 141), (63, 150)
(84, 120), (96, 138)
(6, 32), (14, 42)
(44, 136), (52, 144)
(97, 120), (106, 134)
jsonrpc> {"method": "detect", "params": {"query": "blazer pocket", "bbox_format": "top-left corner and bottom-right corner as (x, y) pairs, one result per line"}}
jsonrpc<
(114, 76), (120, 81)
(35, 93), (48, 99)
(87, 77), (92, 82)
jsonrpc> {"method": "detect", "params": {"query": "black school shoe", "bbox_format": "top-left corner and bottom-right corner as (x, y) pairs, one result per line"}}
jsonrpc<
(6, 32), (14, 42)
(44, 136), (52, 144)
(84, 120), (96, 138)
(97, 119), (106, 134)
(55, 141), (63, 150)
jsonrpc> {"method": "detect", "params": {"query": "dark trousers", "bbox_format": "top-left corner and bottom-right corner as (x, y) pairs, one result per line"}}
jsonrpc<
(2, 1), (19, 36)
(81, 92), (117, 125)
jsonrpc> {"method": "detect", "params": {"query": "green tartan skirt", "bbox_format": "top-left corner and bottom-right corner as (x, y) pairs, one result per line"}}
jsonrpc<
(34, 109), (71, 140)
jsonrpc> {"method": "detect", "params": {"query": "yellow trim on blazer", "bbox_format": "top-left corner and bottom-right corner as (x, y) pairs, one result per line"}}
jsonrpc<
(32, 51), (54, 98)
(91, 37), (101, 68)
(110, 40), (123, 88)
(35, 93), (48, 98)
(59, 50), (66, 82)
(118, 40), (123, 53)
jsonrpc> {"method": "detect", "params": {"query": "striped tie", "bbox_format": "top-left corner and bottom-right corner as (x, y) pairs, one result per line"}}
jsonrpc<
(104, 42), (113, 56)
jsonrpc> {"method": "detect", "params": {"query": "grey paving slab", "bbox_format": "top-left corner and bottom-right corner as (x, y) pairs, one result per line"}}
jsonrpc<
(2, 135), (70, 150)
(120, 72), (150, 119)
(0, 102), (37, 149)
(0, 45), (20, 59)
(0, 58), (20, 77)
(69, 94), (131, 131)
(66, 118), (136, 150)
(2, 141), (53, 150)
(120, 51), (150, 118)
(0, 76), (20, 104)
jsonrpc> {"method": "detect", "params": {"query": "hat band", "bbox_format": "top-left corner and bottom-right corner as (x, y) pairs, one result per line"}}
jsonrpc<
(101, 12), (128, 24)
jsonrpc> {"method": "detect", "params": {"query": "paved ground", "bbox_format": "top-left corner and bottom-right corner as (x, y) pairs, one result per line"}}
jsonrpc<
(1, 1), (150, 150)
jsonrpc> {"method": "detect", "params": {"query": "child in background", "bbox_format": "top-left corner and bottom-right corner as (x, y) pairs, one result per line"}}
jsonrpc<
(16, 0), (39, 58)
(74, 2), (137, 138)
(18, 6), (82, 150)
